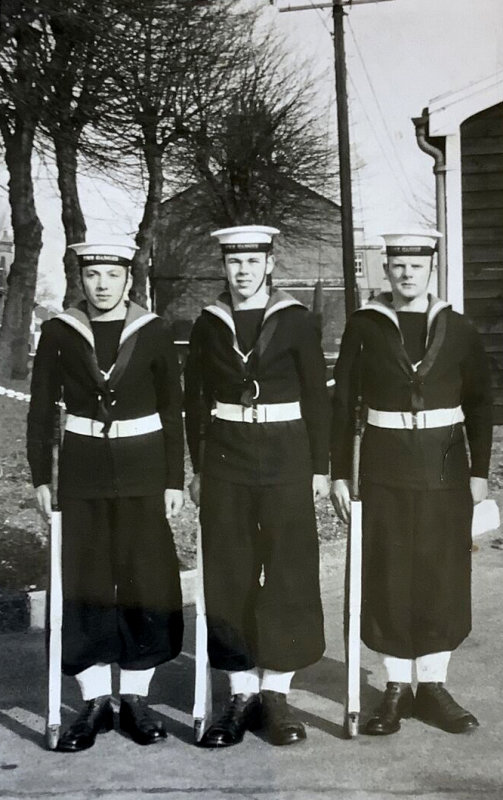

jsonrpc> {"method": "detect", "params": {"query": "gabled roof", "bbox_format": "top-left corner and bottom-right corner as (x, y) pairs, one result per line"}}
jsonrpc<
(426, 71), (503, 135)
(160, 176), (341, 212)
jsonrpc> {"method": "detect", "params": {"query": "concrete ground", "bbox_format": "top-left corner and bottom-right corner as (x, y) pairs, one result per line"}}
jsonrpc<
(0, 505), (502, 800)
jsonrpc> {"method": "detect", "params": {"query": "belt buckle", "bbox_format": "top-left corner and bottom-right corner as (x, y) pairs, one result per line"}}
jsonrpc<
(108, 420), (120, 438)
(252, 405), (258, 423)
(91, 419), (105, 437)
(411, 412), (418, 430)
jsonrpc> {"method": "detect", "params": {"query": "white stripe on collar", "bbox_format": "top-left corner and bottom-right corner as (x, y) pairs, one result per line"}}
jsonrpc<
(120, 312), (158, 345)
(204, 304), (235, 333)
(204, 294), (304, 364)
(204, 305), (253, 362)
(263, 297), (303, 322)
(357, 296), (450, 336)
(57, 312), (95, 348)
(205, 295), (303, 329)
(57, 308), (158, 349)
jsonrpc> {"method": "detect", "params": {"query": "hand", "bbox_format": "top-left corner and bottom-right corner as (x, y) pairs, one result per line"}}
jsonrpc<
(312, 474), (329, 502)
(470, 477), (488, 505)
(164, 488), (184, 519)
(188, 474), (201, 507)
(35, 484), (52, 521)
(330, 478), (351, 524)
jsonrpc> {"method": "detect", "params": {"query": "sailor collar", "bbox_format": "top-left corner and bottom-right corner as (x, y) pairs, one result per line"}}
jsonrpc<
(358, 292), (450, 344)
(203, 289), (305, 363)
(56, 301), (158, 380)
(57, 301), (157, 350)
(357, 292), (451, 377)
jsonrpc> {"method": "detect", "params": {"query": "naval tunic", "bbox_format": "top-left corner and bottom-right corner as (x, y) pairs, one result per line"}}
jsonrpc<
(27, 302), (184, 674)
(185, 289), (330, 671)
(331, 293), (493, 658)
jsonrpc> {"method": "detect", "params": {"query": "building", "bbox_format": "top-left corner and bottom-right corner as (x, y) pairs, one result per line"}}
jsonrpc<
(414, 72), (503, 422)
(153, 181), (382, 356)
(0, 222), (14, 324)
(354, 227), (387, 301)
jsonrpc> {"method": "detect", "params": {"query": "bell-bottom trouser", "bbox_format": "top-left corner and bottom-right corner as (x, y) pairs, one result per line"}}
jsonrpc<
(361, 482), (473, 659)
(60, 495), (183, 676)
(200, 477), (325, 672)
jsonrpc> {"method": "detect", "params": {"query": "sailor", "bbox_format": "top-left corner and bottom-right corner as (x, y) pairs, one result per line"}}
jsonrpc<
(185, 225), (330, 747)
(27, 241), (185, 751)
(331, 231), (493, 735)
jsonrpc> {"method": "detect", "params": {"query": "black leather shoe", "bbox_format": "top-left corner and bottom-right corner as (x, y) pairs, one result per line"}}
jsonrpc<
(261, 690), (306, 746)
(364, 682), (414, 736)
(57, 697), (114, 752)
(119, 694), (167, 745)
(198, 693), (262, 748)
(414, 683), (479, 733)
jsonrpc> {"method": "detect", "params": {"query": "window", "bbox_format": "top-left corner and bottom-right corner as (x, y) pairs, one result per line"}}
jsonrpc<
(354, 251), (364, 277)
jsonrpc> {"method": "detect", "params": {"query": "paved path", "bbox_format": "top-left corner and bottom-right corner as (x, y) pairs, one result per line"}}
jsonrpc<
(0, 511), (502, 799)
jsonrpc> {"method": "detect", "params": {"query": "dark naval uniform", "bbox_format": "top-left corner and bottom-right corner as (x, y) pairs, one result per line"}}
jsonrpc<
(185, 289), (330, 672)
(331, 293), (492, 659)
(27, 301), (184, 676)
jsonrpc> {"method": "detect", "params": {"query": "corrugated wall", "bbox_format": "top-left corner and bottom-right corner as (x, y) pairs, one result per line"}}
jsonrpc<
(461, 102), (503, 423)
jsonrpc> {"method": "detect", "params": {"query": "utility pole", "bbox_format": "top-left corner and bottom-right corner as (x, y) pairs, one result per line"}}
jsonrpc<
(332, 0), (356, 317)
(271, 0), (394, 317)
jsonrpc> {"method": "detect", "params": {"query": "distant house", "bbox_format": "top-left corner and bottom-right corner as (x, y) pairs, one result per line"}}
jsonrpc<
(0, 226), (14, 324)
(152, 180), (381, 355)
(354, 227), (387, 301)
(30, 304), (60, 355)
(416, 72), (503, 422)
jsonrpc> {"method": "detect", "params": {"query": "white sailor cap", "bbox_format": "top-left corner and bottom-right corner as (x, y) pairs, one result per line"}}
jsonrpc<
(380, 230), (442, 257)
(68, 241), (138, 267)
(211, 225), (280, 253)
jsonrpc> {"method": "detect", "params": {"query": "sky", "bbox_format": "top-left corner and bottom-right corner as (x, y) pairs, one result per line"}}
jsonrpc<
(1, 0), (502, 305)
(268, 0), (503, 233)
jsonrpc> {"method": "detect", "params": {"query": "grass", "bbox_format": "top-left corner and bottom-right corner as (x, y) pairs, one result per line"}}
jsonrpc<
(1, 374), (501, 593)
(0, 381), (346, 591)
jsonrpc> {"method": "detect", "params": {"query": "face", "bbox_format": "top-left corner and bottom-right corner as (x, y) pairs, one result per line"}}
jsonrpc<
(385, 255), (432, 302)
(224, 252), (274, 301)
(81, 264), (130, 311)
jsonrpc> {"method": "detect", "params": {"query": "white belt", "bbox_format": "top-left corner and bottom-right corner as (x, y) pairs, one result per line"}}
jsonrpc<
(65, 412), (162, 438)
(367, 406), (465, 430)
(215, 401), (302, 424)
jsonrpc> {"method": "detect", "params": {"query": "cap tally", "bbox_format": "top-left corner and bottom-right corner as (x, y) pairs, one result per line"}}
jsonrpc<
(68, 241), (138, 267)
(211, 225), (280, 254)
(380, 230), (442, 257)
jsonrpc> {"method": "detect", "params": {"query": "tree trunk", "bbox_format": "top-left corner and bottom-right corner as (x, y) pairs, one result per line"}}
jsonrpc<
(54, 133), (87, 308)
(0, 123), (43, 380)
(130, 140), (164, 308)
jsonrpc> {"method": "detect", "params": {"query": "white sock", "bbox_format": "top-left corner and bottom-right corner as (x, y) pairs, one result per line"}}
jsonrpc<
(416, 651), (452, 683)
(76, 664), (112, 701)
(383, 656), (413, 683)
(261, 669), (295, 695)
(119, 667), (155, 697)
(226, 668), (260, 696)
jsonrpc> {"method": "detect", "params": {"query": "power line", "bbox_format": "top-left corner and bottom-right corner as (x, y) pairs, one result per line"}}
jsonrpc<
(346, 16), (423, 208)
(345, 70), (412, 208)
(298, 4), (414, 211)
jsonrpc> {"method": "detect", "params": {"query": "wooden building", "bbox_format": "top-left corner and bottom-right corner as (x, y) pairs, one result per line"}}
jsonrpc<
(417, 73), (503, 422)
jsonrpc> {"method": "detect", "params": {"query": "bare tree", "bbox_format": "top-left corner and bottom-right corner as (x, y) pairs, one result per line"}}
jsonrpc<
(40, 0), (126, 307)
(0, 0), (49, 378)
(104, 0), (248, 307)
(173, 26), (336, 242)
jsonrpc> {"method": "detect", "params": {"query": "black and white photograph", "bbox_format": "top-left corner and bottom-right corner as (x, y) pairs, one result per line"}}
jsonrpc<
(0, 1), (502, 798)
